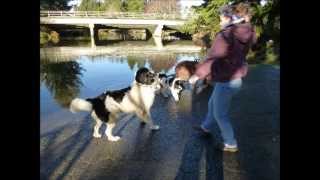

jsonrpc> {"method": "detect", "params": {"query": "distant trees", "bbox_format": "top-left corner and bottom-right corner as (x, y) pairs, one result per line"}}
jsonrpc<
(182, 0), (279, 41)
(125, 0), (145, 12)
(181, 0), (280, 63)
(181, 0), (228, 38)
(77, 0), (144, 12)
(250, 0), (279, 44)
(250, 0), (280, 63)
(40, 0), (181, 15)
(100, 0), (123, 12)
(78, 0), (104, 11)
(144, 0), (179, 14)
(75, 0), (179, 13)
(40, 0), (70, 10)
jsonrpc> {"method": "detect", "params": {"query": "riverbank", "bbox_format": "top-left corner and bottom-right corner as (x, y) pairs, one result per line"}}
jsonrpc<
(40, 43), (203, 62)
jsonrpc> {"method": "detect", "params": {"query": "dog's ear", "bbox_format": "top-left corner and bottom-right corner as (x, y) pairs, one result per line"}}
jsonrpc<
(171, 78), (183, 90)
(133, 69), (139, 84)
(175, 80), (188, 90)
(158, 73), (167, 79)
(168, 76), (176, 86)
(135, 67), (151, 84)
(178, 80), (188, 89)
(135, 71), (143, 84)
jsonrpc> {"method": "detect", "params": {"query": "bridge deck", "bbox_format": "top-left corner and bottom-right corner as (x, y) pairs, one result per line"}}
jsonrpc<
(40, 11), (188, 26)
(40, 11), (190, 20)
(40, 17), (185, 26)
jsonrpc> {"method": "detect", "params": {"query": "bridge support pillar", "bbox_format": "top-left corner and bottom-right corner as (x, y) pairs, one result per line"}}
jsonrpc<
(153, 36), (163, 50)
(89, 23), (96, 48)
(153, 24), (164, 50)
(153, 24), (163, 38)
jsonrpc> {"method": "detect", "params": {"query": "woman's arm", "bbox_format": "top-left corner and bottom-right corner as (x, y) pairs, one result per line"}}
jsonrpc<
(191, 32), (230, 82)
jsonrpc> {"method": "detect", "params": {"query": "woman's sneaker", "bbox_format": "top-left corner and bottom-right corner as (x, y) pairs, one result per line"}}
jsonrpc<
(223, 144), (238, 152)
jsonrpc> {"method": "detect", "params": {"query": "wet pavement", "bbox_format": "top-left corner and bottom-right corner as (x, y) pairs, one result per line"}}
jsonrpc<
(40, 64), (280, 180)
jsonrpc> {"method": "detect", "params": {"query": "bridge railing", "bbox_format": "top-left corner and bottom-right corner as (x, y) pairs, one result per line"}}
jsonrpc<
(40, 11), (190, 20)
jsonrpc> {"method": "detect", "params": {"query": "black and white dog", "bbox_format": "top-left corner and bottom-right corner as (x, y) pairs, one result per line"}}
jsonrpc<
(158, 60), (211, 102)
(70, 67), (161, 141)
(158, 74), (188, 101)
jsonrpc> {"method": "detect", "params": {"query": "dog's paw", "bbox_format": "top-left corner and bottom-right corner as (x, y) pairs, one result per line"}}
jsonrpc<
(93, 133), (102, 138)
(150, 125), (160, 130)
(108, 136), (121, 142)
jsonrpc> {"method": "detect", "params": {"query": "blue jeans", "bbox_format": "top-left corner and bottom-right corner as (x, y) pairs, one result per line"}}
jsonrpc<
(201, 78), (242, 145)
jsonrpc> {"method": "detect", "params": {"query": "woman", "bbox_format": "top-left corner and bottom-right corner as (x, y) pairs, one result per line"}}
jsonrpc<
(189, 4), (256, 152)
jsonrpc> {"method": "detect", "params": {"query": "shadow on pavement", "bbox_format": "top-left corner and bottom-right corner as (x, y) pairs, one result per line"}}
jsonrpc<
(40, 116), (92, 180)
(175, 133), (223, 180)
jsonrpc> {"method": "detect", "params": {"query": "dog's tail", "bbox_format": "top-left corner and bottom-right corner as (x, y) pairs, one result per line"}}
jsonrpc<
(70, 98), (93, 113)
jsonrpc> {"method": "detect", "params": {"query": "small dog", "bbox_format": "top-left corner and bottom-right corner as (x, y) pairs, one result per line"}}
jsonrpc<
(158, 74), (187, 101)
(70, 67), (161, 141)
(158, 60), (211, 101)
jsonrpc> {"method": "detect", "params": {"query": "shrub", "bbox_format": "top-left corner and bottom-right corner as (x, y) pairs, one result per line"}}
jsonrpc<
(40, 32), (50, 45)
(50, 31), (60, 44)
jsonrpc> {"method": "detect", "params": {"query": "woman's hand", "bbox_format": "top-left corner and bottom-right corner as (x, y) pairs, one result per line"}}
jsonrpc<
(189, 75), (200, 85)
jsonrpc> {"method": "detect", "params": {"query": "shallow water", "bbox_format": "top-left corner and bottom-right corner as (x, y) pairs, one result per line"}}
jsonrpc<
(40, 46), (205, 134)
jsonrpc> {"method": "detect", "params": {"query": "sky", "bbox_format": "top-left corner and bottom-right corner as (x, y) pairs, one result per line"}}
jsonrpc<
(67, 0), (82, 7)
(260, 0), (268, 6)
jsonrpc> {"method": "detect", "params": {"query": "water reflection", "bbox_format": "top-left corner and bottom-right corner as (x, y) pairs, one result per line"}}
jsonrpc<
(148, 54), (177, 73)
(40, 59), (84, 108)
(126, 54), (176, 73)
(40, 53), (180, 110)
(40, 47), (205, 125)
(127, 56), (146, 70)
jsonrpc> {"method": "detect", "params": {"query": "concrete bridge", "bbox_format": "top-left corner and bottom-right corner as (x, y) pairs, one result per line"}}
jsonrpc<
(40, 11), (190, 49)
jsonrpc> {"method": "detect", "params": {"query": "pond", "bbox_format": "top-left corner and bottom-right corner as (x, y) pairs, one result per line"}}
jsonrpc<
(40, 43), (205, 135)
